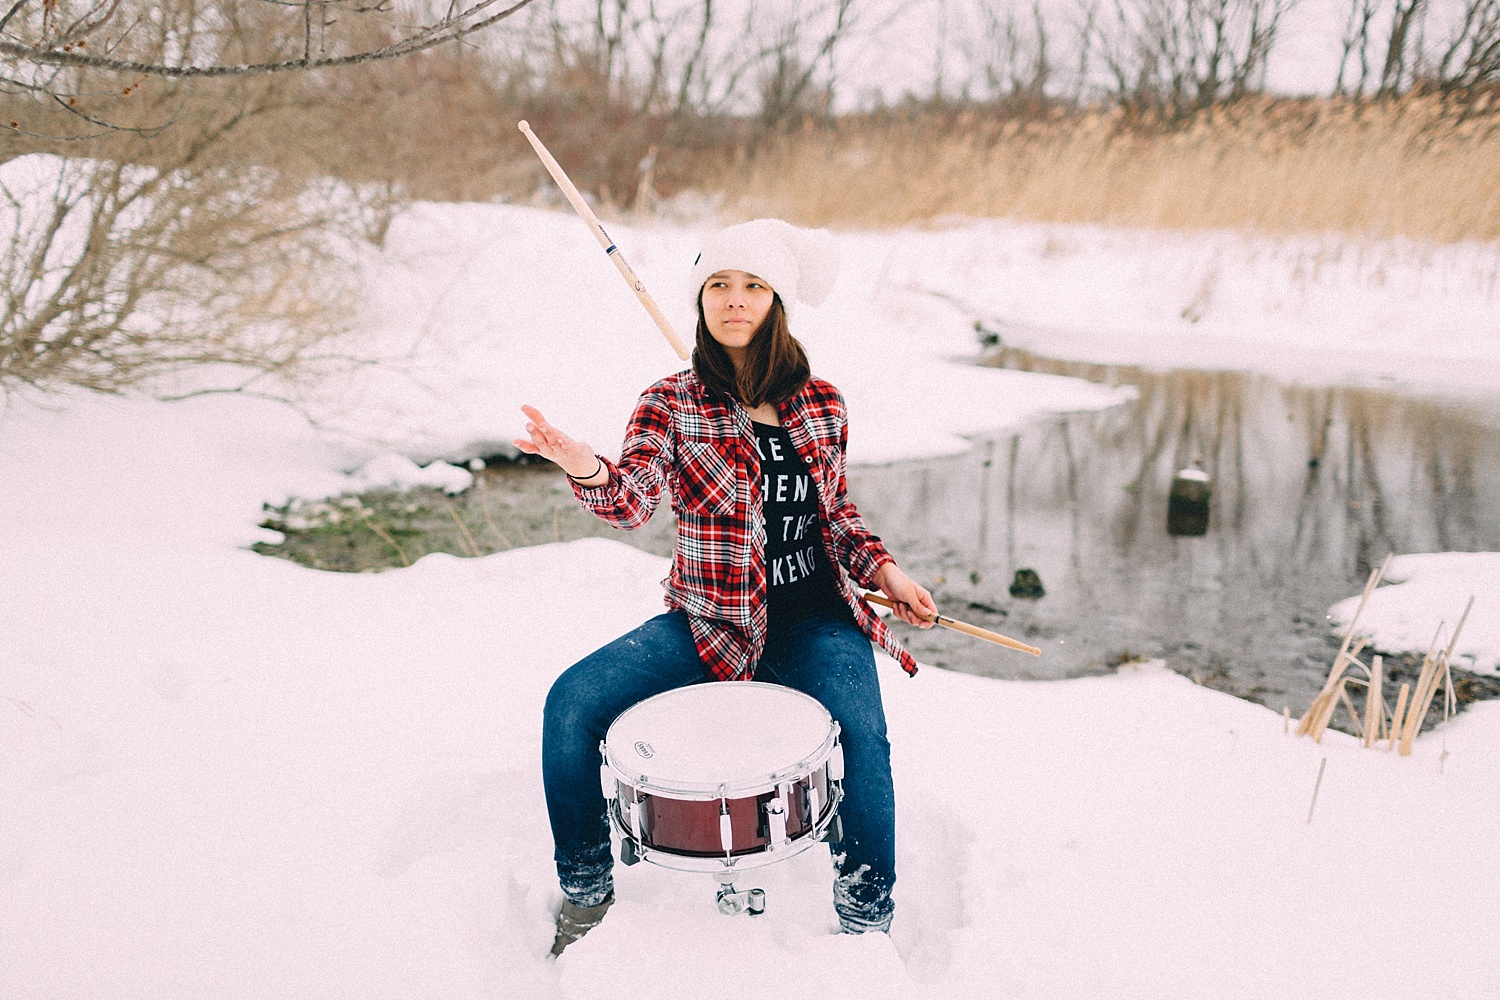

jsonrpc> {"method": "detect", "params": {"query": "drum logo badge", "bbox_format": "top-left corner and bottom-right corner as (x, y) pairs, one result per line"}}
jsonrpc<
(633, 741), (655, 759)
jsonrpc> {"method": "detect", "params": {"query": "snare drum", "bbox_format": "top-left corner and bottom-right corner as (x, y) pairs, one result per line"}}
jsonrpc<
(600, 682), (845, 873)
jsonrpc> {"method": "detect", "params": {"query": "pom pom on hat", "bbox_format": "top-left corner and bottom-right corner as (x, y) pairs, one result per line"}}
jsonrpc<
(688, 219), (839, 319)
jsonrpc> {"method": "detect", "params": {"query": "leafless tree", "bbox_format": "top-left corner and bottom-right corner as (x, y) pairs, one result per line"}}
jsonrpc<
(749, 0), (858, 129)
(1332, 0), (1500, 99)
(1377, 0), (1427, 95)
(1089, 0), (1293, 118)
(973, 0), (1054, 106)
(1426, 0), (1500, 94)
(1335, 0), (1382, 95)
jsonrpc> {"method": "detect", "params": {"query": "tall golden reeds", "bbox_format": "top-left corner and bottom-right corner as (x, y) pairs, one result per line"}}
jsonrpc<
(707, 98), (1500, 243)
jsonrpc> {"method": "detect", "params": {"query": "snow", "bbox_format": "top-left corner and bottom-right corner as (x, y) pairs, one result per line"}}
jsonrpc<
(317, 203), (1135, 467)
(347, 453), (474, 494)
(880, 222), (1500, 401)
(1331, 553), (1500, 675)
(3, 203), (1499, 999)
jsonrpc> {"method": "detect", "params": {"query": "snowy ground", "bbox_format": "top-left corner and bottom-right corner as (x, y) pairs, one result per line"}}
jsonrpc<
(3, 205), (1498, 998)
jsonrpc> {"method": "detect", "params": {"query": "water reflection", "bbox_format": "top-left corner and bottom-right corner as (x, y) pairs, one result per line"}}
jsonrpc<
(845, 349), (1500, 713)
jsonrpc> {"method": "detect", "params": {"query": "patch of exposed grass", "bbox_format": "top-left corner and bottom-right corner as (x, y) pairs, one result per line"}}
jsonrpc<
(254, 464), (676, 573)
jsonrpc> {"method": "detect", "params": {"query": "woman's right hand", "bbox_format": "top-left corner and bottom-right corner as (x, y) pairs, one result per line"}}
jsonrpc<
(513, 404), (605, 482)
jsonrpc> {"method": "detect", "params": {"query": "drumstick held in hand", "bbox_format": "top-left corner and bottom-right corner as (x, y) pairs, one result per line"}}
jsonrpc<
(862, 592), (1042, 656)
(518, 121), (691, 360)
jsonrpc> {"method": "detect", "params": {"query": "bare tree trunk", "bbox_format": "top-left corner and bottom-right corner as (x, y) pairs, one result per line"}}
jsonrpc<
(1335, 0), (1382, 95)
(1379, 0), (1428, 96)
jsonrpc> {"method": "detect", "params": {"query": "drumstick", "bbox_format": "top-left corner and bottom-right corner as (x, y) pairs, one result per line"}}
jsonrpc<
(518, 121), (692, 360)
(862, 592), (1042, 656)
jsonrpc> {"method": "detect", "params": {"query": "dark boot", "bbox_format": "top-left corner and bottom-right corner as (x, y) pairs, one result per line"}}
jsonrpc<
(550, 894), (614, 957)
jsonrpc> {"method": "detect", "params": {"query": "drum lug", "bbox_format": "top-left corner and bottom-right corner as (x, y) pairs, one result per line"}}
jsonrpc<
(599, 764), (616, 802)
(718, 798), (734, 855)
(765, 795), (788, 848)
(827, 740), (845, 782)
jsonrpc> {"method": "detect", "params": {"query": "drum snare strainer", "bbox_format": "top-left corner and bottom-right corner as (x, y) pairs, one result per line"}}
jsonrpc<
(600, 682), (845, 914)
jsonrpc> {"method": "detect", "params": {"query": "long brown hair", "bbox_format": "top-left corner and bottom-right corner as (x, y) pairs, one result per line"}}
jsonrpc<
(692, 294), (811, 408)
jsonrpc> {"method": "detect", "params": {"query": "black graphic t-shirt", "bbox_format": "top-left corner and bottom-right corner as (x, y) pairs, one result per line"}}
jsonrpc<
(753, 422), (849, 629)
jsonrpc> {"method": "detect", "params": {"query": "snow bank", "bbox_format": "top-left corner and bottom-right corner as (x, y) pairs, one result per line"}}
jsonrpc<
(885, 220), (1500, 397)
(1330, 553), (1500, 674)
(347, 453), (474, 494)
(3, 204), (1499, 999)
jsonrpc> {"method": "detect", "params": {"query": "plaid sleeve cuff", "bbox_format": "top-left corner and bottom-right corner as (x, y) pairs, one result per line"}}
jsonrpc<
(847, 546), (893, 590)
(567, 456), (649, 527)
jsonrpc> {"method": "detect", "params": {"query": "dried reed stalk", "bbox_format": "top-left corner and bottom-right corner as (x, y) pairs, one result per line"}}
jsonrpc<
(1339, 685), (1365, 741)
(1400, 597), (1476, 755)
(476, 477), (514, 550)
(1443, 657), (1457, 720)
(1400, 630), (1446, 756)
(1443, 596), (1476, 666)
(1307, 757), (1328, 825)
(1299, 555), (1390, 737)
(360, 513), (409, 567)
(1308, 639), (1368, 743)
(444, 500), (483, 558)
(1364, 655), (1384, 749)
(1389, 683), (1411, 753)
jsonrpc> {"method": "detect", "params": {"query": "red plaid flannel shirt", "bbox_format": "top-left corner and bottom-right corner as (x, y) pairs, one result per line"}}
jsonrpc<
(571, 370), (919, 681)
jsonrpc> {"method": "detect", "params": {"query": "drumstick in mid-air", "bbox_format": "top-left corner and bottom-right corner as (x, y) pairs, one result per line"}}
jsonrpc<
(862, 592), (1042, 656)
(518, 120), (691, 360)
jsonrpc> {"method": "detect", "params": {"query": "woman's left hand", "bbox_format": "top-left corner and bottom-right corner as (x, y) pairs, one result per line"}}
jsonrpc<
(872, 563), (938, 628)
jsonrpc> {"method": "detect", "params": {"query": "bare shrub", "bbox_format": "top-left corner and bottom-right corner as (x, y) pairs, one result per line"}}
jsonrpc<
(0, 1), (447, 397)
(0, 159), (378, 396)
(0, 80), (385, 396)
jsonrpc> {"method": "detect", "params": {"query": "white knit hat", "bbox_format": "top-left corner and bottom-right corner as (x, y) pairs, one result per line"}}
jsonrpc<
(688, 218), (839, 320)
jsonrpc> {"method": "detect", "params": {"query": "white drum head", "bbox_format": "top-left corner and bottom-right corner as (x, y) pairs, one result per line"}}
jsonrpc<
(605, 682), (834, 796)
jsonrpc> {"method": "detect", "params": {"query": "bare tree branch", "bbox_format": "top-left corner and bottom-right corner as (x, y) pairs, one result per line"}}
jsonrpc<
(0, 0), (536, 79)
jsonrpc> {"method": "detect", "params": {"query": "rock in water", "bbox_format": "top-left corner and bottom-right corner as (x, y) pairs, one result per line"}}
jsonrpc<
(1009, 568), (1045, 599)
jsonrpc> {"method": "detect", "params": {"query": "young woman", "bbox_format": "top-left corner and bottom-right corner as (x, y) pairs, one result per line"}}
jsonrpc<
(514, 219), (937, 955)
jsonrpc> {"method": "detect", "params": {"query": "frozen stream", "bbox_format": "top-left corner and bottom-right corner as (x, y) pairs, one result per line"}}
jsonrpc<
(865, 348), (1500, 714)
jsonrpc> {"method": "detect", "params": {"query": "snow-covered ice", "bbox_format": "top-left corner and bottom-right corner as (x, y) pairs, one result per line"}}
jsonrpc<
(1331, 553), (1499, 675)
(3, 204), (1498, 998)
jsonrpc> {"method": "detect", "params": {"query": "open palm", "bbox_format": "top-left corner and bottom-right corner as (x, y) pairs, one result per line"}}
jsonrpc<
(512, 405), (599, 479)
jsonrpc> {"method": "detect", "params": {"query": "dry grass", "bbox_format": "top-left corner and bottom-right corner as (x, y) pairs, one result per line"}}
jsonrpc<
(705, 98), (1500, 244)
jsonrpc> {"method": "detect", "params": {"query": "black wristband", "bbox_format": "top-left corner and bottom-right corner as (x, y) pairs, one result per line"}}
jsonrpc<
(566, 456), (605, 484)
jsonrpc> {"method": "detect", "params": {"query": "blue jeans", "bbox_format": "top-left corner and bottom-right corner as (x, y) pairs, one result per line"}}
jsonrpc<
(542, 611), (896, 932)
